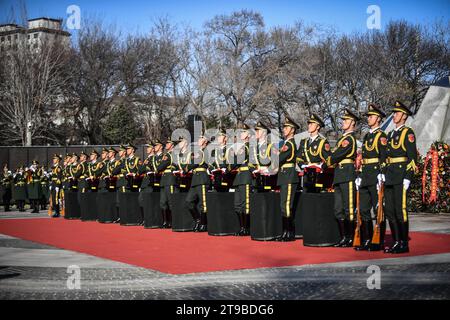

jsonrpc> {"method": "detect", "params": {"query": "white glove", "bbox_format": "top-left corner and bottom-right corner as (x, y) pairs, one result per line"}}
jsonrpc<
(301, 164), (308, 169)
(55, 187), (59, 193)
(252, 170), (259, 175)
(355, 177), (362, 190)
(403, 179), (411, 190)
(221, 168), (226, 173)
(262, 168), (270, 176)
(49, 186), (53, 191)
(376, 174), (385, 191)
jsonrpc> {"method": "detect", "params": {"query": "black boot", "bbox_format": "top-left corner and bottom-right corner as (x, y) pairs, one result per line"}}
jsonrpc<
(198, 212), (207, 232)
(355, 220), (372, 251)
(161, 209), (168, 228)
(334, 219), (347, 247)
(189, 208), (201, 232)
(341, 220), (354, 247)
(284, 217), (295, 242)
(52, 205), (60, 218)
(32, 200), (39, 213)
(384, 220), (401, 253)
(235, 212), (245, 236)
(276, 217), (288, 241)
(394, 222), (409, 254)
(166, 209), (172, 228)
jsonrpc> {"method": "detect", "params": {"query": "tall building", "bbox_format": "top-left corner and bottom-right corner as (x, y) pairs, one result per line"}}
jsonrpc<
(0, 17), (71, 52)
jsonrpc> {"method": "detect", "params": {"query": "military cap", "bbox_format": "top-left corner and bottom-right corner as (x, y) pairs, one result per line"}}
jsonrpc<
(255, 121), (269, 131)
(119, 144), (127, 151)
(154, 139), (163, 146)
(217, 128), (227, 137)
(237, 123), (251, 132)
(32, 160), (39, 165)
(53, 154), (62, 161)
(307, 114), (325, 128)
(165, 139), (175, 145)
(91, 150), (99, 157)
(101, 147), (109, 153)
(108, 147), (117, 154)
(71, 152), (79, 158)
(145, 141), (154, 147)
(392, 100), (412, 116)
(283, 116), (300, 130)
(126, 143), (137, 151)
(366, 103), (386, 118)
(79, 151), (88, 157)
(340, 108), (360, 122)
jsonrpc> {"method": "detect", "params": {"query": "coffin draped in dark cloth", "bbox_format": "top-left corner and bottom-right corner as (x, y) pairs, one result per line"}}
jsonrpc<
(169, 193), (196, 231)
(206, 192), (239, 236)
(64, 190), (81, 219)
(300, 192), (340, 246)
(97, 175), (118, 223)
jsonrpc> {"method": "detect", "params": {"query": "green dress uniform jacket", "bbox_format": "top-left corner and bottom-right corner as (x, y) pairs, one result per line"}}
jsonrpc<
(360, 128), (387, 187)
(13, 172), (27, 201)
(276, 138), (298, 186)
(327, 132), (357, 185)
(231, 143), (254, 187)
(74, 162), (88, 191)
(297, 136), (331, 167)
(26, 168), (43, 200)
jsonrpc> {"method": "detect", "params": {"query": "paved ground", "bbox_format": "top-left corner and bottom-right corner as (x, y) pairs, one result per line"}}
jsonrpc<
(0, 210), (449, 300)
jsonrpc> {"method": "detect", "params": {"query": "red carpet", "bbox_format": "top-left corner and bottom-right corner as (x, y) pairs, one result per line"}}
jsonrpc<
(1, 218), (450, 274)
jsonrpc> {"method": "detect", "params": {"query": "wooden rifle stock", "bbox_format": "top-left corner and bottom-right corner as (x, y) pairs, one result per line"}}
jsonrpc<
(353, 189), (362, 247)
(372, 184), (384, 244)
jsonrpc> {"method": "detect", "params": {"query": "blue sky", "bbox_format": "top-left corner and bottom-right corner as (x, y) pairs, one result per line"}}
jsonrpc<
(1, 0), (449, 35)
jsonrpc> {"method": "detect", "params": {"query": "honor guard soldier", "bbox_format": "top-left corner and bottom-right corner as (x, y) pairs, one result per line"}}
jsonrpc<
(104, 147), (119, 192)
(87, 150), (103, 192)
(327, 109), (359, 247)
(174, 137), (191, 191)
(26, 160), (43, 213)
(384, 101), (418, 254)
(276, 116), (300, 242)
(13, 166), (27, 212)
(124, 144), (141, 192)
(210, 129), (231, 192)
(75, 151), (89, 192)
(2, 165), (13, 212)
(152, 140), (164, 190)
(156, 139), (178, 228)
(231, 124), (254, 236)
(252, 121), (274, 192)
(297, 114), (331, 193)
(354, 104), (387, 251)
(49, 154), (63, 217)
(113, 145), (128, 193)
(40, 166), (50, 210)
(185, 135), (211, 232)
(139, 142), (156, 193)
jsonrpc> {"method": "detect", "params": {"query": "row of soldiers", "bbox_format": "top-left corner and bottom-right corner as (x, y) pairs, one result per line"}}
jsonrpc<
(1, 163), (50, 213)
(3, 100), (417, 254)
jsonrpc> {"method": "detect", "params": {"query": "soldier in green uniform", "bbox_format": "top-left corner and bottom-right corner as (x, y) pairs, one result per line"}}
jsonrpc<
(231, 124), (254, 236)
(112, 145), (128, 194)
(354, 104), (387, 251)
(297, 114), (331, 193)
(327, 109), (359, 247)
(185, 135), (211, 232)
(276, 117), (300, 241)
(13, 166), (27, 212)
(152, 140), (164, 190)
(384, 101), (418, 254)
(139, 142), (156, 194)
(26, 160), (43, 213)
(174, 137), (191, 192)
(252, 121), (275, 192)
(156, 139), (178, 228)
(74, 151), (89, 193)
(2, 165), (13, 212)
(124, 144), (141, 192)
(87, 150), (103, 192)
(40, 166), (50, 210)
(210, 129), (232, 192)
(49, 154), (63, 217)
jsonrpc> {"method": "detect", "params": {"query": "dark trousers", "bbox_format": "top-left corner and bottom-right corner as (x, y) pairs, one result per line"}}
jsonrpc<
(234, 184), (251, 214)
(50, 188), (61, 214)
(334, 181), (356, 221)
(280, 183), (297, 218)
(359, 184), (378, 221)
(185, 184), (208, 213)
(384, 184), (409, 223)
(160, 185), (179, 211)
